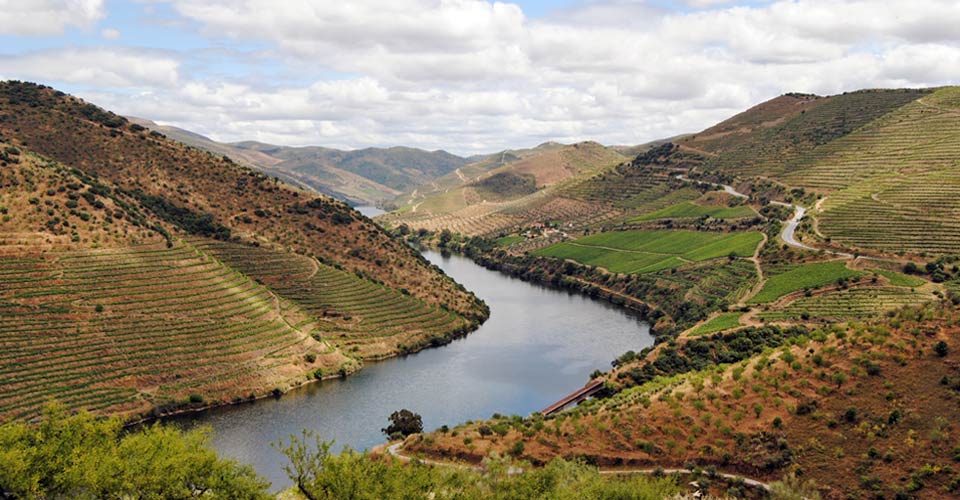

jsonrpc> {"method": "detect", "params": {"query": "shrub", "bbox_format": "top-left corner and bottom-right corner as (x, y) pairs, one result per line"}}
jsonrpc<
(934, 341), (949, 357)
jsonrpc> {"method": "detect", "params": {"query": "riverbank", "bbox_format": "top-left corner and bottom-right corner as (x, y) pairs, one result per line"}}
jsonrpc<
(175, 250), (652, 490)
(406, 235), (720, 341)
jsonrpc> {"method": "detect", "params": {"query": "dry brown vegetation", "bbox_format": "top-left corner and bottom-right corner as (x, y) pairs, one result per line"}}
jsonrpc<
(407, 301), (960, 499)
(0, 82), (480, 318)
(0, 82), (487, 421)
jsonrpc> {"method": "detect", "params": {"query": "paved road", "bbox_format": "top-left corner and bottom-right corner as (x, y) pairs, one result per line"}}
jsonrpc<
(675, 175), (856, 258)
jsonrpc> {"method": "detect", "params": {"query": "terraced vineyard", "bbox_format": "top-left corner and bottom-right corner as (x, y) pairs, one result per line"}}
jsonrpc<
(695, 89), (928, 179)
(629, 201), (756, 222)
(757, 286), (934, 321)
(191, 239), (472, 359)
(533, 230), (762, 275)
(670, 258), (758, 305)
(560, 164), (677, 206)
(687, 312), (743, 337)
(751, 260), (863, 303)
(0, 241), (338, 421)
(801, 88), (960, 254)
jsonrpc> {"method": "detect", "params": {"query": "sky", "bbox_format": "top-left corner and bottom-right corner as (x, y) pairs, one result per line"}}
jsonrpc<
(1, 1), (959, 156)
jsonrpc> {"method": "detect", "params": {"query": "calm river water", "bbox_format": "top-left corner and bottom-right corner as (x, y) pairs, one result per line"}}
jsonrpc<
(177, 249), (653, 490)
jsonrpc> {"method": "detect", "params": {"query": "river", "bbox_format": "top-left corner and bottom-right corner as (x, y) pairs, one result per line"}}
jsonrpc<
(355, 205), (386, 218)
(176, 250), (653, 491)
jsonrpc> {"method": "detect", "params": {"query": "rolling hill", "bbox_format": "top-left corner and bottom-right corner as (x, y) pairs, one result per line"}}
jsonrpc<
(0, 81), (486, 421)
(388, 86), (960, 499)
(128, 118), (468, 206)
(381, 141), (629, 236)
(388, 87), (960, 258)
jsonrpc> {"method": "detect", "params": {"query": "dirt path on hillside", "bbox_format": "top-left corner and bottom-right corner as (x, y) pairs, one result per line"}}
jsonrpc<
(306, 256), (320, 279)
(382, 441), (771, 491)
(916, 97), (960, 115)
(741, 232), (768, 305)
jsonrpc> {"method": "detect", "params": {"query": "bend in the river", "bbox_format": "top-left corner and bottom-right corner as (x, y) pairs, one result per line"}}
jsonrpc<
(175, 250), (653, 491)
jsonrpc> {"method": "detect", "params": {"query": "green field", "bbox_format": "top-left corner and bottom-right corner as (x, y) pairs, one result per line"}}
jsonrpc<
(687, 312), (743, 336)
(533, 230), (762, 274)
(874, 269), (927, 287)
(495, 235), (525, 246)
(752, 260), (863, 303)
(629, 202), (756, 222)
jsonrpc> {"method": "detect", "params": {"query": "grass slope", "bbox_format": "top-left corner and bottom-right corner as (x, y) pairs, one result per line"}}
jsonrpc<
(630, 202), (756, 222)
(751, 260), (862, 303)
(688, 313), (743, 336)
(533, 230), (762, 274)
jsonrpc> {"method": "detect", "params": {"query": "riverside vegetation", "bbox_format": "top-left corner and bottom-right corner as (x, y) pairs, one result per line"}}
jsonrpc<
(4, 80), (960, 499)
(382, 87), (960, 499)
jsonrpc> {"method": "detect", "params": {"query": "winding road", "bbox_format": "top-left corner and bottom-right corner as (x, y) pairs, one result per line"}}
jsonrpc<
(675, 175), (848, 256)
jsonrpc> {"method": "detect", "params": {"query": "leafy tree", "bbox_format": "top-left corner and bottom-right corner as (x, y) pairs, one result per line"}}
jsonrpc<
(438, 229), (453, 247)
(382, 409), (423, 439)
(0, 404), (270, 499)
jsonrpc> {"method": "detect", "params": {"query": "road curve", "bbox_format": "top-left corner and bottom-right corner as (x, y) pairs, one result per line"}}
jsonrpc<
(770, 202), (815, 251)
(674, 175), (856, 258)
(770, 201), (854, 258)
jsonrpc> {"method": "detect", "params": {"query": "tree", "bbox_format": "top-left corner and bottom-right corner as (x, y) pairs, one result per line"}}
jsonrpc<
(382, 409), (423, 439)
(0, 404), (270, 499)
(831, 371), (847, 389)
(274, 430), (330, 500)
(438, 229), (453, 247)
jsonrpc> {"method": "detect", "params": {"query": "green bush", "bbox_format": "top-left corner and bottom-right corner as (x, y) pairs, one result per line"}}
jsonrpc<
(0, 405), (270, 499)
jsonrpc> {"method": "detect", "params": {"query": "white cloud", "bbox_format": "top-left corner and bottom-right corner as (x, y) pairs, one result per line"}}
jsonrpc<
(101, 28), (121, 39)
(0, 0), (105, 36)
(0, 48), (180, 88)
(8, 0), (960, 155)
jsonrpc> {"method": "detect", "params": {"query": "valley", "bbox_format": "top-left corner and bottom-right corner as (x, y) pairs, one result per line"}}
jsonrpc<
(370, 86), (960, 499)
(6, 2), (960, 499)
(3, 82), (960, 500)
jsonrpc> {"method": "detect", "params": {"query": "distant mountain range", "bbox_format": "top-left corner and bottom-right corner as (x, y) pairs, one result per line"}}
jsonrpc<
(128, 117), (471, 206)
